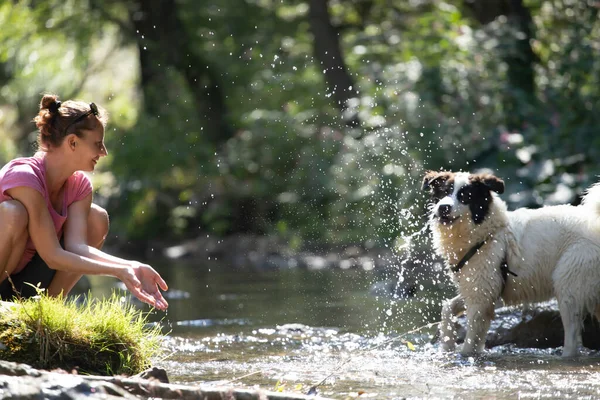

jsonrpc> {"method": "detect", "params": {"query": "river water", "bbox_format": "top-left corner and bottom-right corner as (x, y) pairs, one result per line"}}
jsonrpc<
(89, 261), (600, 399)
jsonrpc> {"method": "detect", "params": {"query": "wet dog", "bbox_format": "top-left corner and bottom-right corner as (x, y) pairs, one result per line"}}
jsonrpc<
(422, 170), (600, 357)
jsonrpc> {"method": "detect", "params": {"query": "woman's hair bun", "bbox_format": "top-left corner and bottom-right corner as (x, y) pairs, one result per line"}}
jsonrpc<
(40, 94), (61, 114)
(48, 100), (61, 114)
(35, 94), (61, 138)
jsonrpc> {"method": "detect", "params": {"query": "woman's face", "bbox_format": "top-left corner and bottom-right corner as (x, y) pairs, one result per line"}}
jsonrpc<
(71, 127), (108, 171)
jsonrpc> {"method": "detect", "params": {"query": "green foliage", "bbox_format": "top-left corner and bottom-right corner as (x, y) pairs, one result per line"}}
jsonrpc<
(1, 0), (600, 247)
(0, 292), (163, 375)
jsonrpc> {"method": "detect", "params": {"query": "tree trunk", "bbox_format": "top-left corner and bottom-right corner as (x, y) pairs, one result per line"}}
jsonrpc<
(463, 0), (537, 130)
(504, 0), (537, 129)
(127, 0), (233, 145)
(308, 0), (360, 128)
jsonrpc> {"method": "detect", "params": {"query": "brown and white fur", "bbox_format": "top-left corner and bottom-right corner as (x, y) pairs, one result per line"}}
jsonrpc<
(423, 170), (600, 357)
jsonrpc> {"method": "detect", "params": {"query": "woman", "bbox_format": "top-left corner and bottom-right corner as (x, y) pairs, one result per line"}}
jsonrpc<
(0, 94), (168, 310)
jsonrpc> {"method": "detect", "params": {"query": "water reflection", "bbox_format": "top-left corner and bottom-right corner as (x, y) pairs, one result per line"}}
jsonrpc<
(85, 261), (600, 399)
(87, 261), (445, 337)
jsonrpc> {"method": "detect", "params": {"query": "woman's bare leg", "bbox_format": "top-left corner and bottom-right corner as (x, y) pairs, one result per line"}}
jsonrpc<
(47, 203), (109, 296)
(0, 200), (29, 284)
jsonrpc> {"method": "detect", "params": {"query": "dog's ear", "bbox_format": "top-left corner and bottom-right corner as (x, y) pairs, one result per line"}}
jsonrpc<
(422, 171), (434, 191)
(475, 174), (505, 194)
(422, 170), (447, 191)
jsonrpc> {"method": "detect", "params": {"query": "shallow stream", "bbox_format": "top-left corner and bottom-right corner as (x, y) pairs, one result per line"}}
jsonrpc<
(90, 262), (600, 399)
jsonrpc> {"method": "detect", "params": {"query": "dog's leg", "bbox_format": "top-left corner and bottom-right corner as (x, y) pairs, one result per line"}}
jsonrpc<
(557, 293), (582, 357)
(440, 295), (465, 351)
(461, 301), (495, 356)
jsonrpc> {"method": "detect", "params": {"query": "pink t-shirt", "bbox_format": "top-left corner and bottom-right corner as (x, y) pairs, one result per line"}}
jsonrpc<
(0, 155), (92, 273)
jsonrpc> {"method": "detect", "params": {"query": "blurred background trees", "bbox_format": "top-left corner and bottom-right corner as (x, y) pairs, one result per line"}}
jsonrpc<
(1, 0), (599, 253)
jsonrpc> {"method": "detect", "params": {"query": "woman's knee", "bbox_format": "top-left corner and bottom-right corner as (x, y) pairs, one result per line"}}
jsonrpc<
(88, 203), (109, 247)
(0, 200), (29, 236)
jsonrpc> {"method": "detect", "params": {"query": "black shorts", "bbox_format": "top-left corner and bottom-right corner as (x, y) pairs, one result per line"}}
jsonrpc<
(0, 252), (56, 301)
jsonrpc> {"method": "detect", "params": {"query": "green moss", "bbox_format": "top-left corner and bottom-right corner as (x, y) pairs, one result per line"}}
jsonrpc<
(0, 293), (163, 376)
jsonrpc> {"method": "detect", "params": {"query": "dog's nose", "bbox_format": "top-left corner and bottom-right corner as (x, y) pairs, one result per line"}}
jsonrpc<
(438, 204), (452, 217)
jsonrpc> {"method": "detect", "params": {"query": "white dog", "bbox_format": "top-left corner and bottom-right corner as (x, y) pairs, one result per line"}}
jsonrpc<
(422, 170), (600, 357)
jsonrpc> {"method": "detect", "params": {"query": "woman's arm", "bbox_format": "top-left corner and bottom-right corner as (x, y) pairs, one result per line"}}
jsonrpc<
(64, 194), (136, 266)
(5, 186), (167, 309)
(63, 195), (169, 310)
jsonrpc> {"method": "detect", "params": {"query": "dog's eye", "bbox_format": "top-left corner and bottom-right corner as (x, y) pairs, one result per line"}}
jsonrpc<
(432, 187), (448, 200)
(431, 183), (453, 200)
(431, 188), (443, 199)
(458, 188), (472, 204)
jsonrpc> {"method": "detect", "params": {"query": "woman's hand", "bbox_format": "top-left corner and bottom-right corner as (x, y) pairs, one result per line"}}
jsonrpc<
(119, 262), (169, 310)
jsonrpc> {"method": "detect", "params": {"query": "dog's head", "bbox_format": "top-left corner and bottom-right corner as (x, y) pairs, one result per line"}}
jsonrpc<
(422, 170), (505, 225)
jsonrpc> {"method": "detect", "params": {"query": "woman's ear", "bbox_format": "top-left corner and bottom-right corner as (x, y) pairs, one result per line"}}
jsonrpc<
(67, 134), (77, 150)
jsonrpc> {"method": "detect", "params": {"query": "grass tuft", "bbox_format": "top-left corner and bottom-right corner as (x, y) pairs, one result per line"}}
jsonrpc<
(0, 291), (164, 376)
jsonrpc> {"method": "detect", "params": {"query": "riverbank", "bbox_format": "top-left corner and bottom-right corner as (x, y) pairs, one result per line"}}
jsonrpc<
(111, 233), (433, 272)
(0, 360), (331, 399)
(0, 295), (161, 375)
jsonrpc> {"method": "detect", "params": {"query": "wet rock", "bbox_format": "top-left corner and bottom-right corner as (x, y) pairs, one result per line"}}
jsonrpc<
(486, 308), (563, 349)
(162, 234), (288, 263)
(444, 302), (600, 350)
(0, 366), (136, 399)
(133, 366), (169, 383)
(159, 233), (412, 272)
(487, 306), (600, 350)
(0, 359), (41, 377)
(276, 323), (312, 334)
(0, 360), (331, 400)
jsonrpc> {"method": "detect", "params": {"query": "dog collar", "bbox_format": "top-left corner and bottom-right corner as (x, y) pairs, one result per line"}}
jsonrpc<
(451, 240), (488, 274)
(451, 237), (518, 294)
(500, 260), (518, 294)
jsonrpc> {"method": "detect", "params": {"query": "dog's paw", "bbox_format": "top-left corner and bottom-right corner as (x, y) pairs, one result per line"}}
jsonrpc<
(459, 344), (478, 357)
(440, 340), (456, 352)
(561, 347), (580, 358)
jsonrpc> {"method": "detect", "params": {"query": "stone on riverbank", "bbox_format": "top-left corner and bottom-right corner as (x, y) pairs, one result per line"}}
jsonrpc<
(0, 360), (332, 400)
(159, 233), (411, 271)
(443, 301), (600, 351)
(487, 304), (600, 350)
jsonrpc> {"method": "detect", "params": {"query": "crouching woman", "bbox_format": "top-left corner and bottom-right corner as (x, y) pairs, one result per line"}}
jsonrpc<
(0, 94), (168, 310)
